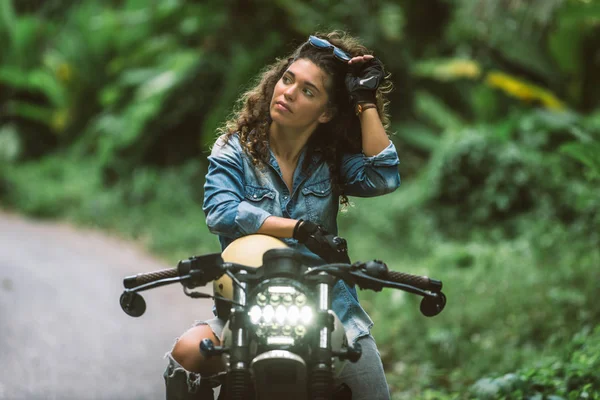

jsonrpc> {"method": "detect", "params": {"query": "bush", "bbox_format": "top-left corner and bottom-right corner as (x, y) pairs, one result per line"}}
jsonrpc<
(428, 130), (541, 227)
(418, 111), (599, 244)
(471, 326), (600, 399)
(1, 155), (217, 260)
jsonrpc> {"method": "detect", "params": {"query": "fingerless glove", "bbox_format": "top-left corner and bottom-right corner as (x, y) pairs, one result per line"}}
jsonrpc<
(293, 220), (350, 264)
(345, 57), (385, 109)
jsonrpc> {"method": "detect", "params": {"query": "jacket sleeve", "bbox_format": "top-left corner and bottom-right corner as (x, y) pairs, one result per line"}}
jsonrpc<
(340, 140), (401, 197)
(203, 136), (272, 238)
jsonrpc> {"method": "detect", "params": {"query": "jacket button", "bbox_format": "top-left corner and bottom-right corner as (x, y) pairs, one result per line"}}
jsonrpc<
(253, 194), (257, 198)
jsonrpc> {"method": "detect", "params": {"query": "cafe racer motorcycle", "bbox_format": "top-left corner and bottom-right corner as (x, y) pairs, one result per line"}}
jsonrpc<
(120, 234), (447, 399)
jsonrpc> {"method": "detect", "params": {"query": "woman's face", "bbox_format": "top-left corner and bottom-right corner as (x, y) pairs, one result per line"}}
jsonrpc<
(270, 58), (333, 131)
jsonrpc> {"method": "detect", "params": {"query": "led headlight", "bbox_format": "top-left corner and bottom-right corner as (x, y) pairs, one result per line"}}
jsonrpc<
(247, 285), (314, 344)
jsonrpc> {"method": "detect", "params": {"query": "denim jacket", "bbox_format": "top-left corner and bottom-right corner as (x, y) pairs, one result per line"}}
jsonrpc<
(203, 133), (401, 344)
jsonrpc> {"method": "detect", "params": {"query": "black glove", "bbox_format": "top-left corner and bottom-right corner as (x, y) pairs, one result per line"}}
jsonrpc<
(345, 57), (385, 109)
(293, 220), (351, 264)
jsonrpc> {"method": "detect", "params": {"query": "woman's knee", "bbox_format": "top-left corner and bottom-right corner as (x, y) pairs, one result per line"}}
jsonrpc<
(171, 324), (224, 375)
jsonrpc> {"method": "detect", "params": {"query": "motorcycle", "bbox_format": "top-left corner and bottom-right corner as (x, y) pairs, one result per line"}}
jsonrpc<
(119, 234), (447, 400)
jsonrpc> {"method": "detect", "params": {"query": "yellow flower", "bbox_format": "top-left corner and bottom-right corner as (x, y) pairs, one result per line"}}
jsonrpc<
(435, 59), (481, 80)
(414, 59), (482, 81)
(444, 60), (481, 79)
(56, 63), (73, 83)
(51, 109), (69, 132)
(485, 71), (565, 110)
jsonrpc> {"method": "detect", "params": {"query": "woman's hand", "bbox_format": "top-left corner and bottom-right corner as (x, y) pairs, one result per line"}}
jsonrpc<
(293, 220), (351, 264)
(348, 54), (375, 65)
(345, 56), (385, 109)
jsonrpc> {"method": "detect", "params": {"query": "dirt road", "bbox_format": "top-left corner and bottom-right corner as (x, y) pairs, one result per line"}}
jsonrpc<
(0, 211), (215, 400)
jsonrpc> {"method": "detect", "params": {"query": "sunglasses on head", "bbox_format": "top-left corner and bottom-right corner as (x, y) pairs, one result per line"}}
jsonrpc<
(307, 35), (352, 62)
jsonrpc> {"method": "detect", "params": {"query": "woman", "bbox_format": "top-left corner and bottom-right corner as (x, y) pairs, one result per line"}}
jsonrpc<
(164, 31), (400, 399)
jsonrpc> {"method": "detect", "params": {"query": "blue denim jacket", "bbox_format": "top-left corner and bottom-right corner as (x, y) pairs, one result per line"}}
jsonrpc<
(203, 133), (401, 344)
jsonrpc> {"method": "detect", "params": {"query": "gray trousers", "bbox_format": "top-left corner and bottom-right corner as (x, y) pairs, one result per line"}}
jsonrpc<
(164, 318), (391, 400)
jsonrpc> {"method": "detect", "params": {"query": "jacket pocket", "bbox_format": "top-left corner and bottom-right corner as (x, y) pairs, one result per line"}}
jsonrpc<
(245, 185), (276, 213)
(302, 180), (332, 197)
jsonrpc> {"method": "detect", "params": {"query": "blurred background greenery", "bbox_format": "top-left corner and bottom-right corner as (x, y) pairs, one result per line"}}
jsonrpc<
(1, 0), (599, 398)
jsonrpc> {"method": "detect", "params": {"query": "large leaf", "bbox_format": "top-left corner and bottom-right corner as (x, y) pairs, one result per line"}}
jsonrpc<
(90, 50), (200, 168)
(0, 67), (66, 107)
(447, 0), (564, 83)
(4, 101), (54, 124)
(560, 142), (600, 179)
(2, 16), (48, 68)
(0, 0), (16, 37)
(393, 122), (441, 152)
(200, 33), (283, 149)
(414, 91), (465, 131)
(379, 3), (404, 42)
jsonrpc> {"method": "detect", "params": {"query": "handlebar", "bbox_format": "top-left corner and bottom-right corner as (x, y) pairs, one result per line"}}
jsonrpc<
(386, 270), (442, 292)
(123, 268), (178, 289)
(123, 259), (441, 295)
(121, 251), (446, 318)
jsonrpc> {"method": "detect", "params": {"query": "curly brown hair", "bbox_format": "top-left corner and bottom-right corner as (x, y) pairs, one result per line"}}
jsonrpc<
(217, 30), (394, 205)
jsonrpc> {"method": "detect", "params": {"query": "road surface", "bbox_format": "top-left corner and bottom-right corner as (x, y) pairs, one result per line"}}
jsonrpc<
(0, 211), (215, 400)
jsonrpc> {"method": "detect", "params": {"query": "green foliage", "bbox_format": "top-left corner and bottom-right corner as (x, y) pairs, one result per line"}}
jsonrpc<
(337, 107), (599, 397)
(342, 181), (599, 398)
(2, 155), (104, 218)
(446, 0), (565, 84)
(428, 130), (542, 227)
(1, 155), (216, 259)
(406, 108), (600, 244)
(471, 326), (600, 399)
(559, 111), (600, 180)
(415, 90), (465, 131)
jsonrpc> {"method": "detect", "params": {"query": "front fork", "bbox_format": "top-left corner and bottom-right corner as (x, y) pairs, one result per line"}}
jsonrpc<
(226, 270), (252, 400)
(310, 273), (335, 400)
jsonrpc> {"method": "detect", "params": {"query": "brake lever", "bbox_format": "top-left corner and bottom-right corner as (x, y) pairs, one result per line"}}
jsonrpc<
(347, 260), (387, 291)
(177, 253), (225, 289)
(345, 262), (441, 298)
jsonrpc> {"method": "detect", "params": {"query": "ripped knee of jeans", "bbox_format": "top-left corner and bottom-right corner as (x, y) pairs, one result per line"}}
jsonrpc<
(163, 351), (224, 400)
(164, 352), (203, 393)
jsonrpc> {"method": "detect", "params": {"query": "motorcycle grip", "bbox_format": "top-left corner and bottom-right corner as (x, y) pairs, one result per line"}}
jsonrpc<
(386, 270), (442, 292)
(123, 268), (178, 289)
